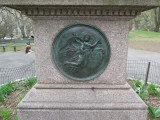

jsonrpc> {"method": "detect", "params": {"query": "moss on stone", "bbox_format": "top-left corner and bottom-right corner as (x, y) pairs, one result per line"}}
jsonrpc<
(105, 0), (134, 5)
(104, 0), (160, 6)
(105, 0), (117, 5)
(0, 0), (160, 6)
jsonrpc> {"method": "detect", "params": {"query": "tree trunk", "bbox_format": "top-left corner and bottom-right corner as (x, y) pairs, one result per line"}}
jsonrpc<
(129, 21), (133, 31)
(154, 7), (160, 32)
(134, 19), (139, 30)
(158, 7), (160, 32)
(20, 25), (26, 38)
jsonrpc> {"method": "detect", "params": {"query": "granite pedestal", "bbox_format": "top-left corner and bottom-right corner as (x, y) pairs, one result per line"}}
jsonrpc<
(1, 0), (160, 120)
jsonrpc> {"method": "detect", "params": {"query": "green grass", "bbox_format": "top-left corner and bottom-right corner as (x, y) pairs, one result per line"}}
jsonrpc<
(0, 83), (13, 102)
(16, 95), (25, 104)
(127, 79), (160, 119)
(22, 76), (37, 87)
(0, 76), (37, 102)
(156, 88), (160, 97)
(0, 107), (11, 120)
(129, 30), (160, 53)
(130, 30), (160, 40)
(12, 116), (18, 120)
(148, 84), (157, 96)
(0, 76), (37, 120)
(147, 104), (160, 118)
(129, 79), (160, 100)
(0, 43), (34, 52)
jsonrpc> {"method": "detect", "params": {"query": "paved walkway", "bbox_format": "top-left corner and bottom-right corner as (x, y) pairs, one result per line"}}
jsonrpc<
(0, 52), (35, 85)
(127, 49), (160, 62)
(0, 52), (35, 68)
(0, 49), (160, 68)
(127, 49), (160, 85)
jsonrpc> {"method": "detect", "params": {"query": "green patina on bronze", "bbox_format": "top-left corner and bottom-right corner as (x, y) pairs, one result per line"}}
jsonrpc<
(52, 24), (110, 81)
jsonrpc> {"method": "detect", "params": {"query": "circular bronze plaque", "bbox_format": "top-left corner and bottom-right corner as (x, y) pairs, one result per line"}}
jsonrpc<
(52, 24), (110, 81)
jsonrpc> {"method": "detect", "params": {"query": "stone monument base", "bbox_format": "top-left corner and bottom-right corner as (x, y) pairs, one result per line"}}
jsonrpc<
(17, 83), (147, 120)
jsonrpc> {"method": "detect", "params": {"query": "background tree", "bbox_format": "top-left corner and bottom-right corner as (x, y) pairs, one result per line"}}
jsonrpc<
(0, 7), (160, 38)
(0, 7), (33, 38)
(154, 7), (160, 32)
(0, 7), (16, 38)
(131, 9), (155, 31)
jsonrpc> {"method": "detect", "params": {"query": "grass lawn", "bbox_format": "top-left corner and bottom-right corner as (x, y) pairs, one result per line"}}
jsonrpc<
(0, 43), (34, 53)
(129, 30), (160, 53)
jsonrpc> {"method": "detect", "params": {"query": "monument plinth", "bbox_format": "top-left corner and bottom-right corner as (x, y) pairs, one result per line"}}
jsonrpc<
(1, 0), (159, 120)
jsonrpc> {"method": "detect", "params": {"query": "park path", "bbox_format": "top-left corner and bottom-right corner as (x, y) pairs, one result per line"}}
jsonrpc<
(0, 52), (35, 68)
(0, 52), (35, 85)
(127, 48), (160, 62)
(127, 49), (160, 85)
(0, 49), (160, 68)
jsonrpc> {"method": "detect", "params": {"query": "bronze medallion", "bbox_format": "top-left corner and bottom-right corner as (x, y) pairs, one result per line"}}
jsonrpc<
(52, 24), (110, 81)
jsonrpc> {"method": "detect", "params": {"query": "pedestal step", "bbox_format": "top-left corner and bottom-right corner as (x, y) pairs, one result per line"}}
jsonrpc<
(17, 85), (147, 120)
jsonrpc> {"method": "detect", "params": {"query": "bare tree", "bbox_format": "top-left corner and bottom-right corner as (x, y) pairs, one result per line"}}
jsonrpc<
(13, 10), (32, 38)
(0, 7), (16, 38)
(131, 9), (155, 31)
(154, 7), (160, 32)
(0, 7), (33, 38)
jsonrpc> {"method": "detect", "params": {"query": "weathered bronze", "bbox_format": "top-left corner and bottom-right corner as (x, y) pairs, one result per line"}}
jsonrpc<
(52, 24), (110, 81)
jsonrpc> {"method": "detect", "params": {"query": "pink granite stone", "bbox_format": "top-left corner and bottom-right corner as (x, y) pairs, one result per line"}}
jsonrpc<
(18, 110), (147, 120)
(17, 87), (148, 120)
(33, 17), (129, 85)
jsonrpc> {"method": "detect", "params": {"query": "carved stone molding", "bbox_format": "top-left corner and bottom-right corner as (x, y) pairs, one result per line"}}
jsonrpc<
(20, 6), (142, 17)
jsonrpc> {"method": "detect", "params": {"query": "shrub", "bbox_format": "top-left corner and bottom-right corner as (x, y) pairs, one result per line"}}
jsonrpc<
(22, 76), (37, 87)
(138, 93), (146, 100)
(134, 80), (142, 88)
(148, 84), (157, 96)
(0, 83), (13, 102)
(0, 83), (13, 95)
(0, 107), (11, 120)
(147, 104), (160, 118)
(0, 93), (4, 102)
(12, 116), (18, 120)
(155, 88), (160, 97)
(132, 80), (148, 100)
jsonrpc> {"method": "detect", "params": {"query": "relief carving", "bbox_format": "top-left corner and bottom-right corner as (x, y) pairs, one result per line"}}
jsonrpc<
(52, 24), (110, 81)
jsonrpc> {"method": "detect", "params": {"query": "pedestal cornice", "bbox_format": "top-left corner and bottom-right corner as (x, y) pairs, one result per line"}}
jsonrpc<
(20, 6), (143, 17)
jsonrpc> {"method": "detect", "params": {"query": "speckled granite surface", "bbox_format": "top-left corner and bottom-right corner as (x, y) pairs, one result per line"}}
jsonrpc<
(34, 19), (129, 85)
(18, 109), (147, 120)
(17, 87), (148, 120)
